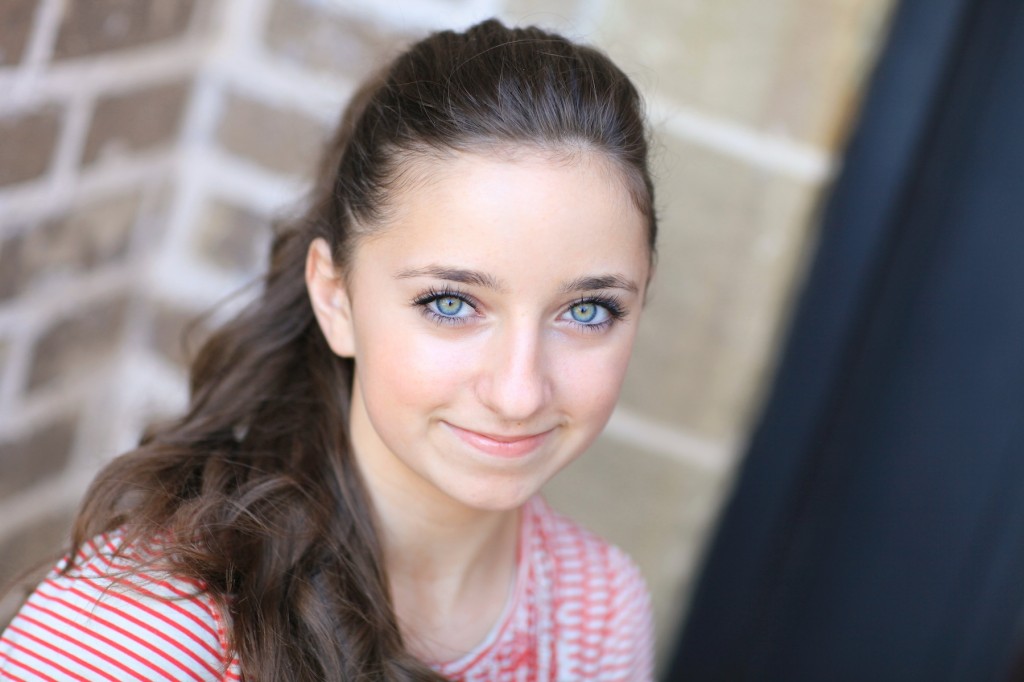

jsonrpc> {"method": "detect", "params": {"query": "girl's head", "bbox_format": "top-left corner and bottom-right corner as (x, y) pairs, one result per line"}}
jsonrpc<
(76, 18), (656, 680)
(300, 19), (657, 514)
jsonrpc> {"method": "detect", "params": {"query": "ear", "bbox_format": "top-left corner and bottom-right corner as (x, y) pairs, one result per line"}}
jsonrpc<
(306, 237), (356, 358)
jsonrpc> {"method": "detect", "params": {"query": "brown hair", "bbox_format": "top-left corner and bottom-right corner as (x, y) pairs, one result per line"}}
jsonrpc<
(68, 18), (656, 680)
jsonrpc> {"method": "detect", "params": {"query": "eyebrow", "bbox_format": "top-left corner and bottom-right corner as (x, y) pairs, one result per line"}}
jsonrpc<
(395, 265), (639, 295)
(559, 274), (639, 295)
(395, 266), (507, 292)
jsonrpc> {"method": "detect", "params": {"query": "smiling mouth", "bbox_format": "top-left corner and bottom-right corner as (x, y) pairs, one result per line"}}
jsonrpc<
(443, 422), (554, 458)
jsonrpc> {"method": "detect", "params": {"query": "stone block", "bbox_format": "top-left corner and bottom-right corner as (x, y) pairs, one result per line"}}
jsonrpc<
(81, 80), (190, 167)
(53, 0), (196, 61)
(27, 295), (129, 392)
(762, 0), (894, 147)
(0, 0), (38, 66)
(617, 131), (817, 439)
(215, 91), (327, 177)
(263, 0), (413, 80)
(0, 105), (62, 187)
(0, 191), (141, 299)
(0, 413), (78, 500)
(0, 237), (18, 301)
(543, 433), (728, 661)
(193, 199), (271, 275)
(596, 0), (893, 146)
(0, 509), (75, 629)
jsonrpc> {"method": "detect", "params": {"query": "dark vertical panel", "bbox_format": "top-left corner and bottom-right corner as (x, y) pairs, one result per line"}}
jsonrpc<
(667, 0), (1024, 679)
(753, 4), (1024, 677)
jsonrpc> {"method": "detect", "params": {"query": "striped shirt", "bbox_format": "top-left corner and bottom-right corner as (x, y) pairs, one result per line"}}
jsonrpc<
(0, 496), (655, 681)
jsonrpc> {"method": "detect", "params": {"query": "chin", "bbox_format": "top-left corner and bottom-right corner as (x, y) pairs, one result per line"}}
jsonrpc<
(449, 478), (541, 513)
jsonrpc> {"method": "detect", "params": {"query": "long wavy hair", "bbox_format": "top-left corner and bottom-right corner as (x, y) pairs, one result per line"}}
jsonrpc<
(67, 18), (657, 680)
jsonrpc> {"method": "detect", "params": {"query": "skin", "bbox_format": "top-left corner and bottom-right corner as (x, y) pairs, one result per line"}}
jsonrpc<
(306, 148), (650, 663)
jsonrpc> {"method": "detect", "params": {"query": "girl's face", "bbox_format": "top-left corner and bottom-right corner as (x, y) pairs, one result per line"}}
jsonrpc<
(309, 149), (650, 513)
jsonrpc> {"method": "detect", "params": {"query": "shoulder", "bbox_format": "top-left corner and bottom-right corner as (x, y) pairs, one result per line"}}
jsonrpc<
(526, 496), (656, 680)
(0, 529), (240, 681)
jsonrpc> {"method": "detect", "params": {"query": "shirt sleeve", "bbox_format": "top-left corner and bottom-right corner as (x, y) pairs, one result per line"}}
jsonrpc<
(602, 546), (657, 682)
(0, 536), (239, 682)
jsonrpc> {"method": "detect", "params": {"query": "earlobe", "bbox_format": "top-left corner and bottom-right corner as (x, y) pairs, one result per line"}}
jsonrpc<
(306, 237), (357, 358)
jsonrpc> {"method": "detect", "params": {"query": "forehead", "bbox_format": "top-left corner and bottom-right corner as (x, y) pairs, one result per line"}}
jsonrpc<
(351, 149), (650, 290)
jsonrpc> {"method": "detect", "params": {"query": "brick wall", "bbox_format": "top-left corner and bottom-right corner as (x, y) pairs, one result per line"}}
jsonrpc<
(0, 0), (209, 617)
(0, 0), (895, 668)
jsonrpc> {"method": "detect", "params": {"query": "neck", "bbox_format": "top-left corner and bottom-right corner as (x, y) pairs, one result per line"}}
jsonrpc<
(348, 385), (522, 662)
(371, 466), (519, 587)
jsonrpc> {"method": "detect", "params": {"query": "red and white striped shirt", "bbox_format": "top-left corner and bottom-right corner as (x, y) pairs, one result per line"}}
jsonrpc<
(0, 495), (654, 681)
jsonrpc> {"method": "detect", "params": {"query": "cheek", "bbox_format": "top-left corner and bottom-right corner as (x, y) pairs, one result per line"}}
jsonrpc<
(554, 337), (635, 422)
(356, 318), (473, 415)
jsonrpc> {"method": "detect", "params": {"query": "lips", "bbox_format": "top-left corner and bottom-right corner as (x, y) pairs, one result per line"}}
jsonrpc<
(443, 422), (553, 458)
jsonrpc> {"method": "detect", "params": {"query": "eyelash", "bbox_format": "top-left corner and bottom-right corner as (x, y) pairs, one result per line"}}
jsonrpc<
(412, 287), (480, 326)
(411, 288), (628, 332)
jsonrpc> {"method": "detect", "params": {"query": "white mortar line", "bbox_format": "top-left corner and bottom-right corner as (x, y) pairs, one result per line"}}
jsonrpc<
(161, 76), (221, 272)
(649, 96), (834, 183)
(154, 151), (220, 289)
(1, 42), (204, 112)
(148, 253), (258, 322)
(67, 352), (141, 470)
(155, 143), (302, 288)
(146, 164), (263, 327)
(313, 0), (497, 32)
(179, 63), (223, 149)
(0, 366), (103, 440)
(0, 353), (178, 478)
(205, 0), (358, 125)
(7, 0), (62, 105)
(213, 53), (355, 123)
(101, 249), (171, 474)
(104, 349), (189, 460)
(0, 260), (140, 332)
(198, 147), (307, 212)
(604, 406), (737, 472)
(90, 3), (235, 452)
(48, 88), (91, 193)
(212, 0), (274, 61)
(128, 171), (173, 258)
(154, 0), (268, 319)
(0, 152), (175, 228)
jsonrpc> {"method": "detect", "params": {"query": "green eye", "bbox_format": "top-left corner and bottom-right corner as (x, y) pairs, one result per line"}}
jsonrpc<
(434, 296), (465, 316)
(413, 289), (477, 326)
(570, 302), (598, 323)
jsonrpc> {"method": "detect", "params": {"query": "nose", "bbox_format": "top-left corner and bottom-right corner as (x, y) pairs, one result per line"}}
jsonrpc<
(478, 320), (550, 423)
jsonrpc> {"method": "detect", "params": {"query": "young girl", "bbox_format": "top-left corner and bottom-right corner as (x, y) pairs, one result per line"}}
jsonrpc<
(0, 18), (657, 681)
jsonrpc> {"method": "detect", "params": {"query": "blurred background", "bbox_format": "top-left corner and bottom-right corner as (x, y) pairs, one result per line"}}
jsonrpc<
(2, 0), (978, 676)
